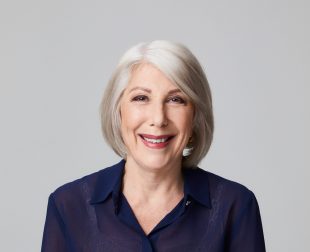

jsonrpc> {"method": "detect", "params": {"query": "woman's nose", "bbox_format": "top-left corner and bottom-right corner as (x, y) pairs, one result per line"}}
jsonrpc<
(149, 102), (168, 128)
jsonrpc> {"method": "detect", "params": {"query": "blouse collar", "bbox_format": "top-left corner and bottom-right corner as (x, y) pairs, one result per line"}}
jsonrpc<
(89, 159), (211, 209)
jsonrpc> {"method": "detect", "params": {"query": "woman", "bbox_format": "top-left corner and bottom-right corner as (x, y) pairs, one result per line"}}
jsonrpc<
(42, 41), (266, 251)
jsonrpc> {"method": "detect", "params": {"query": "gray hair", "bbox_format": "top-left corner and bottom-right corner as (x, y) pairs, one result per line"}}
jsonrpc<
(100, 40), (214, 168)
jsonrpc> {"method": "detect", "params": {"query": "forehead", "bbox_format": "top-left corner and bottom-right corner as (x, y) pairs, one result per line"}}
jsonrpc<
(126, 63), (177, 90)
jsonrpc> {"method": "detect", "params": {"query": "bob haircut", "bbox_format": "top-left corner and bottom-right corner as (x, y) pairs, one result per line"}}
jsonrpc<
(100, 40), (214, 168)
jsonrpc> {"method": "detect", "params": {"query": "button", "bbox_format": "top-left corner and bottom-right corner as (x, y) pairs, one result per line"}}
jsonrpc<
(186, 200), (191, 206)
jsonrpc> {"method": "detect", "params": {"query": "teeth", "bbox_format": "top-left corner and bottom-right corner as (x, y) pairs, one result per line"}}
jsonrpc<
(143, 137), (169, 143)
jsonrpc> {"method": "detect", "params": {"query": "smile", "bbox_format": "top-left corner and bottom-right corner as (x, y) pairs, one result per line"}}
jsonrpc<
(144, 137), (168, 143)
(139, 134), (175, 149)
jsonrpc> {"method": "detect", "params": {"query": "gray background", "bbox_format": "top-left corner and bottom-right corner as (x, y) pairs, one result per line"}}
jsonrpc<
(1, 0), (309, 251)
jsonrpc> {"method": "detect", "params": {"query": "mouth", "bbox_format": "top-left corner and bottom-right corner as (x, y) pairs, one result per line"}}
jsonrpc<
(139, 134), (175, 148)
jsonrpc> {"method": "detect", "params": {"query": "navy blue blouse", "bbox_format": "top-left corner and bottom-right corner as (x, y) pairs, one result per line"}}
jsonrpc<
(42, 159), (265, 251)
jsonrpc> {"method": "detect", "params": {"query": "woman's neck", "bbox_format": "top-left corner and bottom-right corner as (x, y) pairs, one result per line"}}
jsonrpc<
(122, 156), (184, 205)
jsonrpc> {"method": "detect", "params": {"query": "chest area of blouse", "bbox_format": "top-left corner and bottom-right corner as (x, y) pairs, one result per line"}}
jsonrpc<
(66, 197), (226, 252)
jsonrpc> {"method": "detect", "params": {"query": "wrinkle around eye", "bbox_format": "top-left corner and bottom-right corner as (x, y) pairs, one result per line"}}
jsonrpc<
(167, 96), (187, 105)
(131, 95), (149, 102)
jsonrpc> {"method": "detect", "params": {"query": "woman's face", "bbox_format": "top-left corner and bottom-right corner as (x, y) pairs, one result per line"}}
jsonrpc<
(120, 63), (194, 171)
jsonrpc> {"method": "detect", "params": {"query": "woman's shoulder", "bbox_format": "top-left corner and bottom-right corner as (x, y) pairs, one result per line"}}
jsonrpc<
(49, 160), (124, 206)
(190, 167), (257, 205)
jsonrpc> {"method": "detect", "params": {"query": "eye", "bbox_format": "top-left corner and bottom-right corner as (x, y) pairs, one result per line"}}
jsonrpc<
(167, 96), (186, 104)
(131, 95), (148, 102)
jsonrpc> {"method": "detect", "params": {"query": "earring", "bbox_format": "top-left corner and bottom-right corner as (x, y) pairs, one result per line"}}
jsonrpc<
(183, 136), (194, 157)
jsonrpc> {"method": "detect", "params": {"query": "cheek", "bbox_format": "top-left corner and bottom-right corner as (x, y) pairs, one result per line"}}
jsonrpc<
(170, 109), (194, 134)
(179, 118), (194, 136)
(120, 105), (145, 131)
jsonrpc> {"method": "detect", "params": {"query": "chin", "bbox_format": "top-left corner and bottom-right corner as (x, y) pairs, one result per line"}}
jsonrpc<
(133, 153), (181, 171)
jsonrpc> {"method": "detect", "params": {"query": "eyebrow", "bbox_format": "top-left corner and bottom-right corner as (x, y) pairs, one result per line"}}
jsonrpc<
(128, 87), (182, 95)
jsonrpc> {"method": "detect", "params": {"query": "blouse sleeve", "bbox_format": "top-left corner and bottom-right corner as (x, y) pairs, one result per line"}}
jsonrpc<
(226, 190), (266, 252)
(41, 193), (69, 252)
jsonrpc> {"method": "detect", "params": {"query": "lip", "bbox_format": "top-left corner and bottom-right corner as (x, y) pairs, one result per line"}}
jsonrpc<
(139, 134), (174, 139)
(139, 134), (175, 149)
